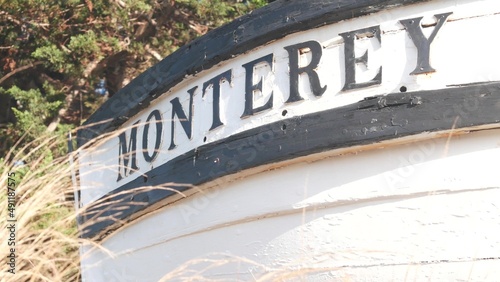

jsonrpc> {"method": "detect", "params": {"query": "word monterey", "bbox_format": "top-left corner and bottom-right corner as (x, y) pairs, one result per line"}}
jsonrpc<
(117, 12), (452, 182)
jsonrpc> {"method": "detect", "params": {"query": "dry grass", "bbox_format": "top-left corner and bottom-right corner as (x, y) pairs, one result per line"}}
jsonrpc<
(158, 254), (339, 282)
(0, 128), (335, 282)
(0, 136), (81, 282)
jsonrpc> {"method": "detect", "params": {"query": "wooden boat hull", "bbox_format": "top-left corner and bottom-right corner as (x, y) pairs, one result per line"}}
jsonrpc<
(81, 130), (500, 280)
(76, 0), (500, 280)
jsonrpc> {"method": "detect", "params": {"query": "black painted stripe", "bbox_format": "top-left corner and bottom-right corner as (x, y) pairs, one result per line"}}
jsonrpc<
(81, 82), (500, 240)
(76, 0), (430, 147)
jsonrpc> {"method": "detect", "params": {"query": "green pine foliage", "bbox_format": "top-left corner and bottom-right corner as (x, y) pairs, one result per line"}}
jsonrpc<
(32, 45), (68, 72)
(0, 0), (270, 159)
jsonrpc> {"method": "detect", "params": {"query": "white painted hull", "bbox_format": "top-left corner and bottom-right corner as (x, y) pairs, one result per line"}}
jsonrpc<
(76, 0), (500, 280)
(81, 129), (500, 281)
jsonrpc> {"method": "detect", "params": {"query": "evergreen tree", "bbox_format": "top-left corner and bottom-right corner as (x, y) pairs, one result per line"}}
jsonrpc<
(0, 0), (269, 158)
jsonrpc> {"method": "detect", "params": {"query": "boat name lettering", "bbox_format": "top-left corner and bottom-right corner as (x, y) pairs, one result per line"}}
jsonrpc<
(116, 12), (452, 182)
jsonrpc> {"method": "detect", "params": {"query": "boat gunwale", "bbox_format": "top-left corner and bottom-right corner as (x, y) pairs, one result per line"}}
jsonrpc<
(80, 81), (500, 240)
(76, 0), (430, 147)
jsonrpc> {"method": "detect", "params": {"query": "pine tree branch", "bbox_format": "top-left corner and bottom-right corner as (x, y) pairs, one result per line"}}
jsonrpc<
(48, 58), (101, 132)
(0, 61), (43, 85)
(145, 45), (162, 61)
